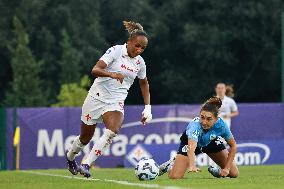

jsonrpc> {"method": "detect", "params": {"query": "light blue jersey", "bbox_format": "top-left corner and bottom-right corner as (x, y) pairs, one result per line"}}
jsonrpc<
(185, 117), (233, 148)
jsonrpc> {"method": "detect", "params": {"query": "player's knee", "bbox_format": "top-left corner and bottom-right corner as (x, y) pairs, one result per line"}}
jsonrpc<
(229, 165), (239, 178)
(103, 112), (124, 133)
(110, 128), (120, 134)
(229, 169), (239, 178)
(168, 172), (183, 179)
(107, 121), (123, 134)
(105, 123), (121, 134)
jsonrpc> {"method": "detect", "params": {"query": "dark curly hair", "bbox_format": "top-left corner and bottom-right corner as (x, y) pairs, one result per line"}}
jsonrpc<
(200, 97), (222, 117)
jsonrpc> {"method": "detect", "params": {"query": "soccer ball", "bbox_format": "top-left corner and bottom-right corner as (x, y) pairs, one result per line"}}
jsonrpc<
(134, 158), (159, 181)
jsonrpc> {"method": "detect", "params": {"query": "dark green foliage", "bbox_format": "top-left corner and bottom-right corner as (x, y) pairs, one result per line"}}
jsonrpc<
(4, 16), (47, 107)
(0, 0), (283, 106)
(52, 75), (90, 107)
(58, 29), (82, 84)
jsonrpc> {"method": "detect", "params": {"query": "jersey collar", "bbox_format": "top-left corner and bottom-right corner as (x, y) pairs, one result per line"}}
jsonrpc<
(122, 43), (139, 59)
(122, 44), (128, 56)
(201, 118), (222, 132)
(213, 118), (222, 129)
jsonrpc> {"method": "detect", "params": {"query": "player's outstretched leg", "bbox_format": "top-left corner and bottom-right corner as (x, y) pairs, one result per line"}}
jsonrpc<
(78, 129), (117, 178)
(65, 150), (79, 175)
(208, 166), (221, 178)
(158, 156), (176, 176)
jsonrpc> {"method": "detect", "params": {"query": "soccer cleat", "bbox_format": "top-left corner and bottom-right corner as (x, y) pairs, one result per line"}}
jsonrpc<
(158, 157), (176, 176)
(208, 166), (221, 178)
(79, 164), (91, 178)
(65, 151), (79, 175)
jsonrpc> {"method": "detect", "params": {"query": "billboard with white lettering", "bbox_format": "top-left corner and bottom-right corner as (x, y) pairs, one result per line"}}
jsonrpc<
(5, 103), (284, 169)
(124, 140), (283, 168)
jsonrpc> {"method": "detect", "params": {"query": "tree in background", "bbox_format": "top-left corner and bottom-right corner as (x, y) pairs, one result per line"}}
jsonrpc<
(58, 29), (82, 84)
(4, 16), (47, 107)
(0, 0), (283, 105)
(52, 75), (90, 107)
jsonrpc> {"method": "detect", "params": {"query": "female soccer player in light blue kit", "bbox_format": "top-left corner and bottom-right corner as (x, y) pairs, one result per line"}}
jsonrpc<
(159, 97), (239, 179)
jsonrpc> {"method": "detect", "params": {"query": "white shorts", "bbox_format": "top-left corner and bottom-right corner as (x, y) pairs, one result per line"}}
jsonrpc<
(81, 94), (124, 125)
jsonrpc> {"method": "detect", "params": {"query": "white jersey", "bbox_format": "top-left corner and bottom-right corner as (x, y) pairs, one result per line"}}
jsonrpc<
(219, 96), (238, 128)
(89, 44), (147, 103)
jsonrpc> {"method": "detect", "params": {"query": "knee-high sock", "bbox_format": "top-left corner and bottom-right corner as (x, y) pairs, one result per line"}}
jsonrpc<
(83, 129), (117, 166)
(67, 136), (85, 161)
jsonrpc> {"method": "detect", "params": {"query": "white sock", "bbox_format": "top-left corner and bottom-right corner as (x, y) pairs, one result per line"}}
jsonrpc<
(82, 129), (116, 166)
(67, 136), (85, 161)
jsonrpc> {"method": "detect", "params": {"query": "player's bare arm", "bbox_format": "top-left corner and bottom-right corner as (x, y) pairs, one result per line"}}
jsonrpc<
(92, 60), (124, 83)
(221, 137), (237, 177)
(187, 139), (200, 172)
(139, 78), (152, 124)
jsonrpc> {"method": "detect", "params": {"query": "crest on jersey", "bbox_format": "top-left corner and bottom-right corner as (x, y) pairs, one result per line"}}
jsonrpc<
(210, 134), (217, 140)
(106, 49), (111, 54)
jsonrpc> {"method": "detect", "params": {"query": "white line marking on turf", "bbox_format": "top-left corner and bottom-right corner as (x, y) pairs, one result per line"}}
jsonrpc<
(21, 171), (188, 189)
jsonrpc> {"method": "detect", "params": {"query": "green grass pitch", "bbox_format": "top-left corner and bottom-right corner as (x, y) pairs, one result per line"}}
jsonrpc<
(0, 165), (283, 189)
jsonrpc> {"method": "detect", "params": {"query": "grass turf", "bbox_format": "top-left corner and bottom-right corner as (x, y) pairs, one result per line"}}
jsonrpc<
(0, 165), (283, 189)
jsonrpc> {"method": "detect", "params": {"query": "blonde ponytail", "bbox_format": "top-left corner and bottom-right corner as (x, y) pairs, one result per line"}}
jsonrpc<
(123, 21), (147, 38)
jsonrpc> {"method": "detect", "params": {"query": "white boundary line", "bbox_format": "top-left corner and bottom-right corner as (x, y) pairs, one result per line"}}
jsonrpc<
(21, 171), (188, 189)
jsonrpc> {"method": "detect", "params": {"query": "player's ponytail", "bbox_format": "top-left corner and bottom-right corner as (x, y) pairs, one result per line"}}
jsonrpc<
(123, 21), (147, 39)
(225, 84), (235, 98)
(201, 97), (222, 117)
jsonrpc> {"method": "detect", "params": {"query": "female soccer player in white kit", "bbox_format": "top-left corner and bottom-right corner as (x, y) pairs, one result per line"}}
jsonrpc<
(65, 21), (152, 178)
(215, 83), (239, 128)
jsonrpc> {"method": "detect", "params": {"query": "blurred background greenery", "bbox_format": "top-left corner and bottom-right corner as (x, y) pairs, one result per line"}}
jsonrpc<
(0, 0), (283, 107)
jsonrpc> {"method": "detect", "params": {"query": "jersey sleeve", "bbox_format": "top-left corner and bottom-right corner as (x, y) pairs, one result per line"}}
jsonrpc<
(185, 121), (200, 142)
(137, 58), (146, 79)
(230, 99), (238, 112)
(99, 46), (120, 65)
(222, 123), (233, 141)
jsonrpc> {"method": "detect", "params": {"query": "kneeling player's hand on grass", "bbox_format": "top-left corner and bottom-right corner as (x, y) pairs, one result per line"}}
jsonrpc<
(188, 166), (201, 173)
(220, 168), (230, 177)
